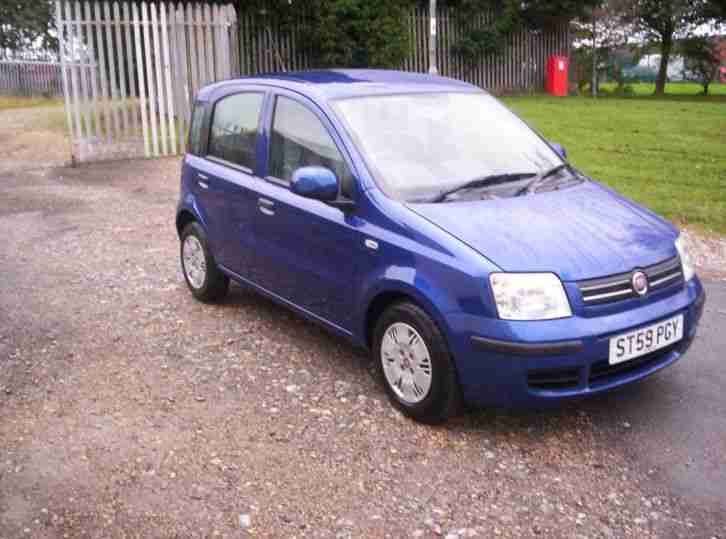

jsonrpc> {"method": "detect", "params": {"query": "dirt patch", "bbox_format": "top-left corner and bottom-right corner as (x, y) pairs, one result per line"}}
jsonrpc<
(0, 106), (70, 174)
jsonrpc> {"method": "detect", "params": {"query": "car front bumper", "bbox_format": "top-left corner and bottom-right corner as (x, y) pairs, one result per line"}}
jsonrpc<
(447, 277), (706, 408)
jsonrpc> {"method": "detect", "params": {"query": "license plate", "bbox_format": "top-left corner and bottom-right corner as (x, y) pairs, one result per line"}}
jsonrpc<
(608, 314), (684, 365)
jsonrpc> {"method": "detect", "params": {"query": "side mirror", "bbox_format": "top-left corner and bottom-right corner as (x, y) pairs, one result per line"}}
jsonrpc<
(550, 142), (568, 160)
(291, 166), (338, 202)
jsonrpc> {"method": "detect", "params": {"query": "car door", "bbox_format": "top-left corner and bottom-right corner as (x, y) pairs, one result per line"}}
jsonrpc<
(251, 92), (362, 331)
(184, 101), (227, 256)
(194, 90), (267, 277)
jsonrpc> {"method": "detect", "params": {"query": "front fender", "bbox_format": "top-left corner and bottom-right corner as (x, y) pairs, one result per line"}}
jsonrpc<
(356, 265), (462, 350)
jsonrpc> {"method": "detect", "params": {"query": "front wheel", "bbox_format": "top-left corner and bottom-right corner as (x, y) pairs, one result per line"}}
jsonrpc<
(373, 302), (462, 424)
(180, 222), (229, 303)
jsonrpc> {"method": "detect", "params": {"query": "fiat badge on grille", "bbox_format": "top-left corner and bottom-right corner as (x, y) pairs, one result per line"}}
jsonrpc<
(632, 271), (649, 296)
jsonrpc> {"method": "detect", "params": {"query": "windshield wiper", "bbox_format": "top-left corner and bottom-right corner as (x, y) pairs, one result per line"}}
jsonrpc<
(431, 172), (538, 203)
(519, 164), (570, 195)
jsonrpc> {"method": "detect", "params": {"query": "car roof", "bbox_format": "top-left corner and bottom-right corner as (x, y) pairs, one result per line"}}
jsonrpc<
(196, 68), (480, 101)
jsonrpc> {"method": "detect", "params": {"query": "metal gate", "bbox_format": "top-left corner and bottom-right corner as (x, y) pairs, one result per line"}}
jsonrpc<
(56, 1), (570, 164)
(55, 1), (239, 163)
(0, 50), (66, 97)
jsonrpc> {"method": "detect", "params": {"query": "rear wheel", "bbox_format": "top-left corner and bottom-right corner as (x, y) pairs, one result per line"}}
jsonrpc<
(373, 302), (462, 424)
(180, 222), (229, 303)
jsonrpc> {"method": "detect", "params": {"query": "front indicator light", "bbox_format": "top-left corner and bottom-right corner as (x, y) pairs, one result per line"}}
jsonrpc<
(675, 234), (696, 281)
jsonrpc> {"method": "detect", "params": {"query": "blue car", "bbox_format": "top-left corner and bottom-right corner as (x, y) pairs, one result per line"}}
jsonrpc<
(176, 69), (705, 423)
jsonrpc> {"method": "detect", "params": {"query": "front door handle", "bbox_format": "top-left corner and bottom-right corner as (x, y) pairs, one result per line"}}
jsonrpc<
(258, 198), (275, 216)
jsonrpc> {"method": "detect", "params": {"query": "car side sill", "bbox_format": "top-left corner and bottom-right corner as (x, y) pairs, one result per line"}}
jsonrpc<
(218, 264), (355, 339)
(471, 336), (584, 356)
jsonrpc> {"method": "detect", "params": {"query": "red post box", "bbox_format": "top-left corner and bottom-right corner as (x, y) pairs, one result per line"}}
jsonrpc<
(546, 55), (569, 97)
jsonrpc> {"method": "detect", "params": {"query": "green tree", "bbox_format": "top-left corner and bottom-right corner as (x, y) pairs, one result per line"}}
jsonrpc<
(304, 0), (415, 68)
(0, 0), (55, 51)
(573, 0), (637, 96)
(519, 0), (603, 27)
(628, 0), (709, 95)
(680, 35), (720, 94)
(704, 0), (726, 19)
(448, 0), (520, 65)
(447, 0), (601, 70)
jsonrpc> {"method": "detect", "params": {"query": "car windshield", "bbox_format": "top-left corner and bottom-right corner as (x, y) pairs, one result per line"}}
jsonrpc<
(332, 92), (563, 202)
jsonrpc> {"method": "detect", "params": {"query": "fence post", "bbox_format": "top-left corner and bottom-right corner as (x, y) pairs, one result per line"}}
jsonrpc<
(228, 6), (239, 77)
(132, 1), (151, 157)
(428, 0), (437, 75)
(93, 1), (109, 140)
(123, 1), (139, 135)
(150, 3), (168, 156)
(167, 2), (183, 147)
(84, 1), (102, 140)
(175, 4), (191, 128)
(64, 1), (83, 144)
(194, 4), (205, 90)
(113, 1), (131, 137)
(104, 1), (121, 139)
(160, 3), (177, 155)
(56, 1), (76, 163)
(73, 1), (91, 139)
(217, 5), (231, 79)
(203, 4), (215, 83)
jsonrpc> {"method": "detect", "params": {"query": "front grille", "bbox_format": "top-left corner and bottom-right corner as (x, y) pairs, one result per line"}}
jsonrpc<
(588, 343), (678, 386)
(528, 342), (680, 394)
(647, 257), (684, 290)
(577, 256), (683, 306)
(527, 367), (581, 391)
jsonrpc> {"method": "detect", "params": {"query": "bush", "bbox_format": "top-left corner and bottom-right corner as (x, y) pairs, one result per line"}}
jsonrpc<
(247, 0), (416, 69)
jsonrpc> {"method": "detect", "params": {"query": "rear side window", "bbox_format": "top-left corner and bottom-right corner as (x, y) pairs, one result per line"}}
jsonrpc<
(188, 102), (205, 155)
(208, 92), (264, 170)
(269, 96), (354, 197)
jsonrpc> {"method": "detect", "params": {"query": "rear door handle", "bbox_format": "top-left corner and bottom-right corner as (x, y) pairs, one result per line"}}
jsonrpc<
(196, 174), (209, 190)
(258, 198), (275, 216)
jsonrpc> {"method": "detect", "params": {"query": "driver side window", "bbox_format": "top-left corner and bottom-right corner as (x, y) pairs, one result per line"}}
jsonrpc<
(269, 96), (354, 198)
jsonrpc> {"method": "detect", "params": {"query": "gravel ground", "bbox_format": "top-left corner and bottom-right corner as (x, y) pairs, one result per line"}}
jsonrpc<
(1, 157), (725, 539)
(680, 229), (726, 281)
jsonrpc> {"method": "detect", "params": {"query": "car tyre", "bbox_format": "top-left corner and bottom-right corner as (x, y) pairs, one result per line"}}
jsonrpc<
(180, 222), (229, 303)
(373, 301), (462, 424)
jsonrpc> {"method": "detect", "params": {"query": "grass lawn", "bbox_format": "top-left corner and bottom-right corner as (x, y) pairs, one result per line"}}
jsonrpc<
(502, 90), (726, 235)
(0, 96), (64, 111)
(599, 81), (726, 96)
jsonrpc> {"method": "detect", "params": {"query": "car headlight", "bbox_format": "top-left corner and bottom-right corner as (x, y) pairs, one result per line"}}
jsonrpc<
(489, 273), (572, 321)
(675, 234), (696, 281)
